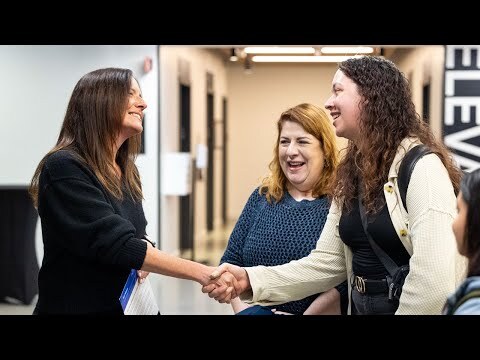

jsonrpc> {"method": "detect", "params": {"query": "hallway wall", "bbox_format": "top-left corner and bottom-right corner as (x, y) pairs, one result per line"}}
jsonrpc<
(159, 47), (227, 253)
(389, 46), (445, 139)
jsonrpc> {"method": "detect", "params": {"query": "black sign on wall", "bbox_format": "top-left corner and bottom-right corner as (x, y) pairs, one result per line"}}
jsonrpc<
(443, 45), (480, 172)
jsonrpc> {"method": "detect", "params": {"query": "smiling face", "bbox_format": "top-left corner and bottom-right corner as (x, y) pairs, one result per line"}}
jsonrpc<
(279, 120), (324, 197)
(453, 191), (468, 256)
(324, 69), (362, 142)
(119, 78), (147, 143)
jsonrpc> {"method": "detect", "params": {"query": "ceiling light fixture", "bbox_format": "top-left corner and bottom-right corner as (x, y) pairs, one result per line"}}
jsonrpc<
(244, 46), (316, 54)
(229, 48), (238, 62)
(320, 46), (374, 54)
(251, 55), (363, 63)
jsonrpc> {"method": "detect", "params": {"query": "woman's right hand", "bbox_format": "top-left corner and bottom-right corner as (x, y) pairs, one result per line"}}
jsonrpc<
(202, 263), (250, 303)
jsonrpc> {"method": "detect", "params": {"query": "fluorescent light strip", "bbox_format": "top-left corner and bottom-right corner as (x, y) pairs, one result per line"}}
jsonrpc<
(320, 46), (374, 54)
(251, 55), (363, 63)
(244, 47), (315, 54)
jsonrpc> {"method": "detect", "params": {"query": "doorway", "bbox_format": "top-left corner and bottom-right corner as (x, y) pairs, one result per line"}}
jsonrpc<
(179, 83), (194, 255)
(206, 72), (214, 231)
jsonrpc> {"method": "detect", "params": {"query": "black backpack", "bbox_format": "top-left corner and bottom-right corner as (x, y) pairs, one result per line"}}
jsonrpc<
(397, 144), (432, 212)
(357, 144), (433, 302)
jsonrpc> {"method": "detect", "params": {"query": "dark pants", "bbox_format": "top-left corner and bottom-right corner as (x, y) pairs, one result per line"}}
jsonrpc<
(351, 287), (399, 315)
(236, 305), (276, 315)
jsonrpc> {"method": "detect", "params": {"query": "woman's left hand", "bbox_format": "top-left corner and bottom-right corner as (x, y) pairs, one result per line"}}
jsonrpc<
(137, 270), (150, 284)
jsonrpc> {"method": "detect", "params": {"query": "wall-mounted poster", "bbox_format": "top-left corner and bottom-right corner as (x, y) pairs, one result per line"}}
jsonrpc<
(443, 45), (480, 172)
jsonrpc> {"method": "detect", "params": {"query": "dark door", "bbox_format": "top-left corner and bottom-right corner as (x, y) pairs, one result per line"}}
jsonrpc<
(206, 92), (215, 231)
(222, 97), (228, 225)
(422, 82), (430, 124)
(179, 84), (193, 254)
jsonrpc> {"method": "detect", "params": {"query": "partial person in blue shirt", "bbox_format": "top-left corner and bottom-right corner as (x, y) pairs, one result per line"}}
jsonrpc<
(220, 103), (348, 315)
(444, 168), (480, 315)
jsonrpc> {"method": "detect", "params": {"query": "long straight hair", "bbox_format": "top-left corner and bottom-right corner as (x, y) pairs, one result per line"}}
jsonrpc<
(29, 68), (143, 207)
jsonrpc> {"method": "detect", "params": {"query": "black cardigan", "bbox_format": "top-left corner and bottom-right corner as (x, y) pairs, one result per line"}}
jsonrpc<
(34, 150), (148, 314)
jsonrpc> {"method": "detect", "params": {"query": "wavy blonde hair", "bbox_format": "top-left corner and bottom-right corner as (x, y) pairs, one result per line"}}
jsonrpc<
(259, 103), (339, 203)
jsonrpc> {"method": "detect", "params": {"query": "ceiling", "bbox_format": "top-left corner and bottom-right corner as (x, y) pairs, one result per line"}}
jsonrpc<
(212, 46), (392, 64)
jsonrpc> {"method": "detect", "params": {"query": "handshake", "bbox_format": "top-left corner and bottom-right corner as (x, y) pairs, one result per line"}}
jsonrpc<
(202, 263), (251, 304)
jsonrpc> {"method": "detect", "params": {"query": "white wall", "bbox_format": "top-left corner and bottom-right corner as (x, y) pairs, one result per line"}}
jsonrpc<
(226, 62), (342, 220)
(159, 46), (227, 253)
(0, 45), (159, 263)
(389, 46), (445, 139)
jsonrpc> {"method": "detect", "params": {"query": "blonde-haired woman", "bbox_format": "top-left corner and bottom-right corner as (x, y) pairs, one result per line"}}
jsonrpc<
(220, 103), (347, 315)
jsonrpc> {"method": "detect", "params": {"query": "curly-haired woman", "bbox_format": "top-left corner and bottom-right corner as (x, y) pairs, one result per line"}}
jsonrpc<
(206, 56), (467, 315)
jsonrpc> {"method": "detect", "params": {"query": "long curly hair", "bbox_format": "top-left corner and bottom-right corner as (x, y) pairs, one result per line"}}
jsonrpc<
(29, 68), (143, 207)
(259, 103), (339, 203)
(333, 56), (462, 214)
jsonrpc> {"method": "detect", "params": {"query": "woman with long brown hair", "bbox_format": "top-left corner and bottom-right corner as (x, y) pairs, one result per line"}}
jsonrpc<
(30, 68), (223, 314)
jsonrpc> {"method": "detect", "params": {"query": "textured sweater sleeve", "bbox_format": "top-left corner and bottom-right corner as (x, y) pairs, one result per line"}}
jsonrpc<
(220, 188), (263, 266)
(39, 154), (146, 270)
(395, 154), (460, 315)
(240, 201), (348, 305)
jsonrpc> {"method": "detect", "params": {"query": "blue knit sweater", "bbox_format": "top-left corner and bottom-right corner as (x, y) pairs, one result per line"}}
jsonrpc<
(221, 188), (347, 314)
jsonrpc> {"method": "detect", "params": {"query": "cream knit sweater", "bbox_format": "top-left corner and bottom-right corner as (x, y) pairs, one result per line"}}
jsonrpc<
(241, 138), (467, 315)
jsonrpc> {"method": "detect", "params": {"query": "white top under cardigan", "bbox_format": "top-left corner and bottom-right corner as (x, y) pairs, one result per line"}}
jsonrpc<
(241, 137), (467, 315)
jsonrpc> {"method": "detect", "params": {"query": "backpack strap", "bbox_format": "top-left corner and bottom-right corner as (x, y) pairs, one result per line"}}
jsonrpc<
(397, 144), (433, 212)
(450, 289), (480, 314)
